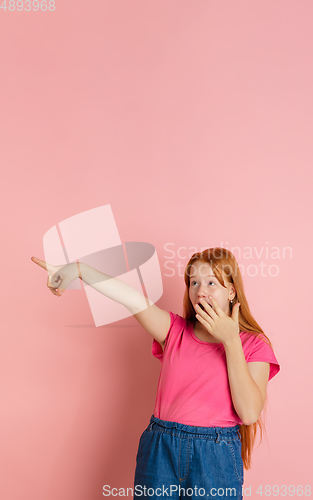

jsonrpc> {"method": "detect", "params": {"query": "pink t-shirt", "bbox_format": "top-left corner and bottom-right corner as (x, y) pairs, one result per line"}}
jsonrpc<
(152, 311), (280, 427)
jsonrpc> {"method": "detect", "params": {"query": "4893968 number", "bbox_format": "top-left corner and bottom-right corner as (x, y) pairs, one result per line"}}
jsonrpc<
(254, 484), (311, 496)
(1, 0), (55, 11)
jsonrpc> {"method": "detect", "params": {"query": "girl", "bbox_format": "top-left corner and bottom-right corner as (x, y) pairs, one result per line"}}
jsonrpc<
(31, 247), (280, 500)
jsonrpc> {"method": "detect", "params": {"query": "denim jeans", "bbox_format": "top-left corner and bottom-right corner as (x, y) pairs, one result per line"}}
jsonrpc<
(134, 415), (243, 500)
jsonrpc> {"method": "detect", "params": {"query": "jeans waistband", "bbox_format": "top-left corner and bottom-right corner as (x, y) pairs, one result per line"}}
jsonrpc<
(149, 415), (241, 442)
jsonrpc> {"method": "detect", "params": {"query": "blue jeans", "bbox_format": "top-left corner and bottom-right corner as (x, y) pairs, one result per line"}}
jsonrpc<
(134, 415), (243, 500)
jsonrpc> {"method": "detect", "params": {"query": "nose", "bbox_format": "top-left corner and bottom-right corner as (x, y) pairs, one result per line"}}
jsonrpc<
(197, 285), (209, 300)
(197, 294), (208, 301)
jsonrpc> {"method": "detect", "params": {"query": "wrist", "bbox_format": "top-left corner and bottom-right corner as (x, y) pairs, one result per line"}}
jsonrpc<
(223, 333), (241, 350)
(64, 262), (80, 282)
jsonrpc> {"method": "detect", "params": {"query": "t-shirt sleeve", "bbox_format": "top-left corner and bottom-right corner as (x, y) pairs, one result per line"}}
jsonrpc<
(151, 311), (179, 361)
(246, 334), (280, 381)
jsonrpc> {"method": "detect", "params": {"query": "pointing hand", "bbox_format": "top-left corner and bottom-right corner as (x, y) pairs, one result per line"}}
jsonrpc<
(31, 256), (79, 296)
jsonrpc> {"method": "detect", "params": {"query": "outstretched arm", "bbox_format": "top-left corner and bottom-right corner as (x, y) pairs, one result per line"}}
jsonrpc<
(31, 257), (153, 314)
(77, 262), (152, 314)
(31, 256), (171, 344)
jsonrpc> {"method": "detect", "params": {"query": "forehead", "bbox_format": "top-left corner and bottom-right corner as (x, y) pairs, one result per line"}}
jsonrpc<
(189, 261), (215, 278)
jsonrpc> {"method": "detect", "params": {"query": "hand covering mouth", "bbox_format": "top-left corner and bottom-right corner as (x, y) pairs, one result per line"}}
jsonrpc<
(197, 301), (213, 311)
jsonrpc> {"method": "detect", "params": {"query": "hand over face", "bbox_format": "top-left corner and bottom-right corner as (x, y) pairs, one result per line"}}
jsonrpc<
(195, 296), (241, 345)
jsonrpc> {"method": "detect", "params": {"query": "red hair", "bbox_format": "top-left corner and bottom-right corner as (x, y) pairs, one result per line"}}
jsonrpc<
(183, 247), (273, 469)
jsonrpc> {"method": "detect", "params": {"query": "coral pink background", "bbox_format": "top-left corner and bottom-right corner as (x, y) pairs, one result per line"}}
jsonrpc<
(0, 1), (311, 499)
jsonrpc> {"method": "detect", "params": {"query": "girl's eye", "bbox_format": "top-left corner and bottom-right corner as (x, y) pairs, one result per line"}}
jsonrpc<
(191, 281), (215, 286)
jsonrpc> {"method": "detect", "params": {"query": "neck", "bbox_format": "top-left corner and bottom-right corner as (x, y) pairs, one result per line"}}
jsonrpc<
(194, 319), (210, 333)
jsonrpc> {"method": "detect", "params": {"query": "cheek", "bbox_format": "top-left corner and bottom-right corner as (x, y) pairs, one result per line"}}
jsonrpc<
(212, 292), (226, 306)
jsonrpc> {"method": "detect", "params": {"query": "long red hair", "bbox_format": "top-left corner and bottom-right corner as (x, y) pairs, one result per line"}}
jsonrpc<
(182, 247), (273, 470)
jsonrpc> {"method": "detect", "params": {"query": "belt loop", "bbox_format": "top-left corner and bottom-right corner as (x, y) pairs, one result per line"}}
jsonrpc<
(237, 429), (241, 441)
(149, 421), (154, 432)
(215, 431), (220, 443)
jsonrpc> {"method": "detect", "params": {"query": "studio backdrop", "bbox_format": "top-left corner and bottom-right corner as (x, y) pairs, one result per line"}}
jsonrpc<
(0, 1), (311, 499)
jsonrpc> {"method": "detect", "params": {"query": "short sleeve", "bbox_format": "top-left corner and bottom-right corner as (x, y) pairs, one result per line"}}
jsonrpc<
(246, 334), (280, 381)
(152, 311), (179, 361)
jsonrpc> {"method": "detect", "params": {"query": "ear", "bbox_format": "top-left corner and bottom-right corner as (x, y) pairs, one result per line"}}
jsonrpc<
(229, 284), (236, 300)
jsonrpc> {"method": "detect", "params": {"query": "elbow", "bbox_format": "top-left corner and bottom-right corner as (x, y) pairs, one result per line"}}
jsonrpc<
(241, 417), (258, 426)
(240, 411), (261, 426)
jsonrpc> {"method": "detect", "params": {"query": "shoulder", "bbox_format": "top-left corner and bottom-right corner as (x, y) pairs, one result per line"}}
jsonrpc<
(240, 331), (281, 381)
(240, 330), (271, 347)
(152, 312), (190, 358)
(167, 312), (190, 338)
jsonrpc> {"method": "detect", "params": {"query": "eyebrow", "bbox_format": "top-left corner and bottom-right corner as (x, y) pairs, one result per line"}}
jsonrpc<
(189, 274), (216, 279)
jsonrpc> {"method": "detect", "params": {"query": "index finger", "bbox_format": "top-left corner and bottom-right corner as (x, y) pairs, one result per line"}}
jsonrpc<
(209, 296), (223, 314)
(31, 256), (48, 271)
